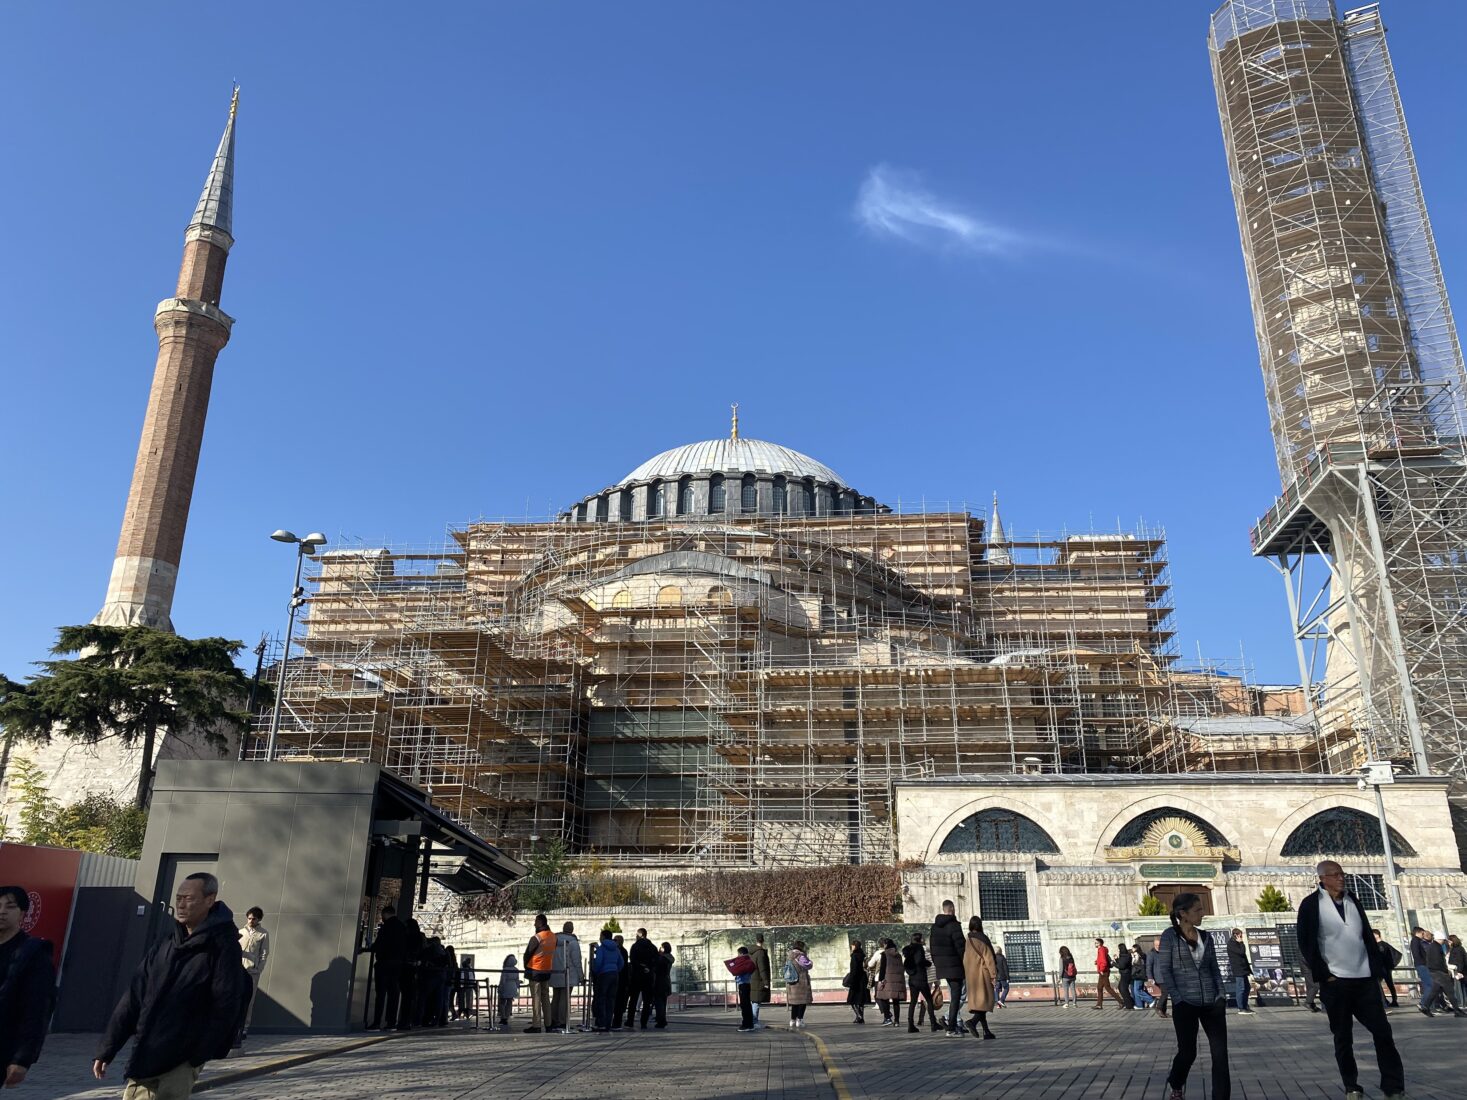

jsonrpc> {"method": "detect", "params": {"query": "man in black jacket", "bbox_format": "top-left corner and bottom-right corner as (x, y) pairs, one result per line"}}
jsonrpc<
(1226, 929), (1255, 1013)
(94, 873), (248, 1099)
(369, 905), (409, 1030)
(625, 928), (659, 1029)
(1371, 930), (1401, 1007)
(1298, 860), (1405, 1100)
(0, 884), (57, 1089)
(929, 900), (966, 1036)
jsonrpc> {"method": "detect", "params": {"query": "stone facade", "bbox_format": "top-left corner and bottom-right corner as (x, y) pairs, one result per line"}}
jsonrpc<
(894, 774), (1467, 924)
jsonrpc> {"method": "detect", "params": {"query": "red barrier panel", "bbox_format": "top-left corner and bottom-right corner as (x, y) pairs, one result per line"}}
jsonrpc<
(0, 843), (84, 968)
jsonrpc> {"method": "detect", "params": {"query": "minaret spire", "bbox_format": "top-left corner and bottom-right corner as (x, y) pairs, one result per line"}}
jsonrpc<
(95, 92), (238, 630)
(987, 492), (1012, 566)
(730, 403), (740, 441)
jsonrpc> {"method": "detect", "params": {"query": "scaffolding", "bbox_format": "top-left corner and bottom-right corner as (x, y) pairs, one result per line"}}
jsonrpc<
(1211, 1), (1467, 827)
(246, 503), (1321, 867)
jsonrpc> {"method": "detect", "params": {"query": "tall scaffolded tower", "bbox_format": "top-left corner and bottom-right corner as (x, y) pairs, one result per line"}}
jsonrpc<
(1209, 1), (1467, 830)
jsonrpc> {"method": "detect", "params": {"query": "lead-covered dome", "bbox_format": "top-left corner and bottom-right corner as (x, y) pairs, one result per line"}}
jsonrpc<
(621, 438), (846, 488)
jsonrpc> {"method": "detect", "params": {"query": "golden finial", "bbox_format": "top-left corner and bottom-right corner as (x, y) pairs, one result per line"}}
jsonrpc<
(730, 403), (740, 441)
(230, 84), (239, 120)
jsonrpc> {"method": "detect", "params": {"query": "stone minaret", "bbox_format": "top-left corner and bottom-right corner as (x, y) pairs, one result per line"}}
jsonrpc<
(96, 91), (237, 630)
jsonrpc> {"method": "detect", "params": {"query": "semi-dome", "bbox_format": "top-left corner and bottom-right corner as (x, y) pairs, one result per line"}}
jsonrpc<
(620, 438), (846, 489)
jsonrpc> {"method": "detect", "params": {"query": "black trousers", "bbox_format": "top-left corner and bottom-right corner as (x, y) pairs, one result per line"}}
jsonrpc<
(625, 982), (651, 1027)
(1117, 973), (1135, 1008)
(907, 980), (936, 1026)
(738, 983), (754, 1028)
(371, 960), (402, 1028)
(945, 979), (964, 1031)
(1168, 1000), (1230, 1100)
(1381, 973), (1398, 1006)
(1320, 978), (1404, 1095)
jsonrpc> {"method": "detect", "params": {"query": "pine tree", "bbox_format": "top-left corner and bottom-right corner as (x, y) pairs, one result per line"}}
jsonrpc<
(1256, 884), (1292, 912)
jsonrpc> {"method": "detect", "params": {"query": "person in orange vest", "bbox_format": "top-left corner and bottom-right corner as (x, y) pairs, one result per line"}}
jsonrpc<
(522, 913), (556, 1032)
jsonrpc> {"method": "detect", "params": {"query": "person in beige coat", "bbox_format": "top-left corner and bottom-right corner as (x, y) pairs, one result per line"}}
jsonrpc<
(785, 941), (814, 1029)
(962, 916), (998, 1040)
(237, 906), (270, 1041)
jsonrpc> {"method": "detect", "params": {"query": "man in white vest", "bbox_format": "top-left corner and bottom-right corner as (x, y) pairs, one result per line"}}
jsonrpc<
(1297, 860), (1406, 1100)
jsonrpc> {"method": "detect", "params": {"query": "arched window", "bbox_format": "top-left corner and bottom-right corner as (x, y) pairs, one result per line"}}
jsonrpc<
(709, 474), (726, 514)
(1280, 808), (1416, 858)
(803, 479), (817, 514)
(939, 809), (1060, 855)
(619, 492), (633, 522)
(595, 495), (609, 522)
(611, 589), (631, 609)
(706, 585), (732, 607)
(657, 585), (683, 608)
(772, 476), (787, 514)
(677, 476), (692, 516)
(1111, 808), (1229, 848)
(648, 480), (665, 519)
(741, 474), (758, 513)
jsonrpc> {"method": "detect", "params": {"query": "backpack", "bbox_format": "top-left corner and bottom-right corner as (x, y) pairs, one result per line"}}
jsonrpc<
(782, 959), (800, 984)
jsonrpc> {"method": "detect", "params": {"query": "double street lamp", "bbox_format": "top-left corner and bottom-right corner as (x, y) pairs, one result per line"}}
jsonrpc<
(265, 529), (327, 761)
(1358, 760), (1408, 940)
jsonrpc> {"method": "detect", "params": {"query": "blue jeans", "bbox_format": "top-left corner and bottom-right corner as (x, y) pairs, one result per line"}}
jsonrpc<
(1132, 979), (1155, 1007)
(593, 971), (620, 1029)
(1416, 964), (1438, 1009)
(994, 980), (1009, 1004)
(1234, 975), (1251, 1009)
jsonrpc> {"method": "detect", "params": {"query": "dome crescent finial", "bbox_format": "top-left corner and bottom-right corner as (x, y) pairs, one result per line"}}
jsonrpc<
(730, 402), (739, 441)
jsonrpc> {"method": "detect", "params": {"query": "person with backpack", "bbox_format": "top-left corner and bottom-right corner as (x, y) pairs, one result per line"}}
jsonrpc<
(784, 940), (813, 1029)
(1115, 941), (1135, 1009)
(1058, 946), (1078, 1007)
(1092, 938), (1125, 1009)
(93, 872), (249, 1099)
(589, 930), (624, 1032)
(1154, 891), (1231, 1100)
(903, 932), (940, 1032)
(0, 885), (56, 1089)
(731, 946), (757, 1032)
(992, 947), (1010, 1009)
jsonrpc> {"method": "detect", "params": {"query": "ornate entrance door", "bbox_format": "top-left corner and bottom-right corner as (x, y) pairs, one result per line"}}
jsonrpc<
(1149, 883), (1214, 916)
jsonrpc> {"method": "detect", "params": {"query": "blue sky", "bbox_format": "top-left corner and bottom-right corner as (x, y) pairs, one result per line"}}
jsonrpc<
(2, 1), (1464, 684)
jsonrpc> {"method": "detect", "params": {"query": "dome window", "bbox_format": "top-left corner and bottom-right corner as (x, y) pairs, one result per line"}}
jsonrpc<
(709, 474), (726, 514)
(741, 474), (757, 513)
(773, 475), (788, 515)
(648, 480), (665, 519)
(676, 476), (693, 516)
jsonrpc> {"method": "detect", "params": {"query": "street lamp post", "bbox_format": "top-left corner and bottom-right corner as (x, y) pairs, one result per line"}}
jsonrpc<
(1358, 761), (1408, 940)
(265, 529), (326, 761)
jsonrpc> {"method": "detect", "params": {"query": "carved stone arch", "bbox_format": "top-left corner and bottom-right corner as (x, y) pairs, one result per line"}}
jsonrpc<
(1090, 793), (1232, 862)
(924, 796), (1068, 863)
(1267, 794), (1416, 862)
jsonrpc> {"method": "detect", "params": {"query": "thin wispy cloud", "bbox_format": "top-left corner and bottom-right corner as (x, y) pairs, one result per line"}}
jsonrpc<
(854, 164), (1024, 256)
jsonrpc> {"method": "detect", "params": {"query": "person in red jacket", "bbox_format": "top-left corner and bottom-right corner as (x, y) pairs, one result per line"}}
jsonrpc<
(1093, 937), (1125, 1009)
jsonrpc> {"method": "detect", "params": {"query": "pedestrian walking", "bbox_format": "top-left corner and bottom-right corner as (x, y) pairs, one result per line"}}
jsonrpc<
(235, 906), (269, 1045)
(1092, 938), (1125, 1009)
(930, 900), (967, 1035)
(652, 943), (673, 1028)
(1299, 860), (1407, 1100)
(1420, 930), (1463, 1015)
(1131, 946), (1155, 1009)
(732, 946), (757, 1032)
(749, 933), (772, 1029)
(93, 873), (249, 1100)
(1227, 929), (1255, 1014)
(442, 944), (458, 1026)
(550, 920), (583, 1033)
(902, 932), (940, 1032)
(875, 938), (906, 1026)
(1148, 936), (1169, 1017)
(588, 931), (622, 1032)
(627, 928), (659, 1029)
(522, 913), (556, 1032)
(962, 917), (998, 1040)
(1058, 945), (1078, 1007)
(1409, 927), (1446, 1016)
(1299, 957), (1321, 1013)
(1447, 935), (1467, 1008)
(369, 904), (408, 1030)
(497, 954), (520, 1031)
(1154, 891), (1230, 1100)
(993, 946), (1010, 1008)
(1372, 930), (1402, 1008)
(845, 939), (872, 1023)
(0, 884), (57, 1090)
(1115, 940), (1136, 1009)
(784, 940), (813, 1029)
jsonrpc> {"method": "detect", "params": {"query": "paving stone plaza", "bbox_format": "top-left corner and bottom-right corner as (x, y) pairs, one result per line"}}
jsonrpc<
(25, 1003), (1465, 1099)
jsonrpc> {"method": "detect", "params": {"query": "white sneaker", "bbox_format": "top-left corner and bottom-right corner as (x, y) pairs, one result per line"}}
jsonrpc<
(788, 1020), (796, 1030)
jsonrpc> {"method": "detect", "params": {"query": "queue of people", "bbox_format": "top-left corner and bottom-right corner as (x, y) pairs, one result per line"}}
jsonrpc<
(368, 904), (467, 1031)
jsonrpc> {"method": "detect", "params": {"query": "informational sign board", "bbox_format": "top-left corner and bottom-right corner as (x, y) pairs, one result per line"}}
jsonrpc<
(1246, 927), (1291, 1002)
(1209, 928), (1233, 982)
(0, 842), (84, 968)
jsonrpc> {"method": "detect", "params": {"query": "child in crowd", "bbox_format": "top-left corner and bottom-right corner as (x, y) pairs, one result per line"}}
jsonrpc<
(497, 953), (521, 1031)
